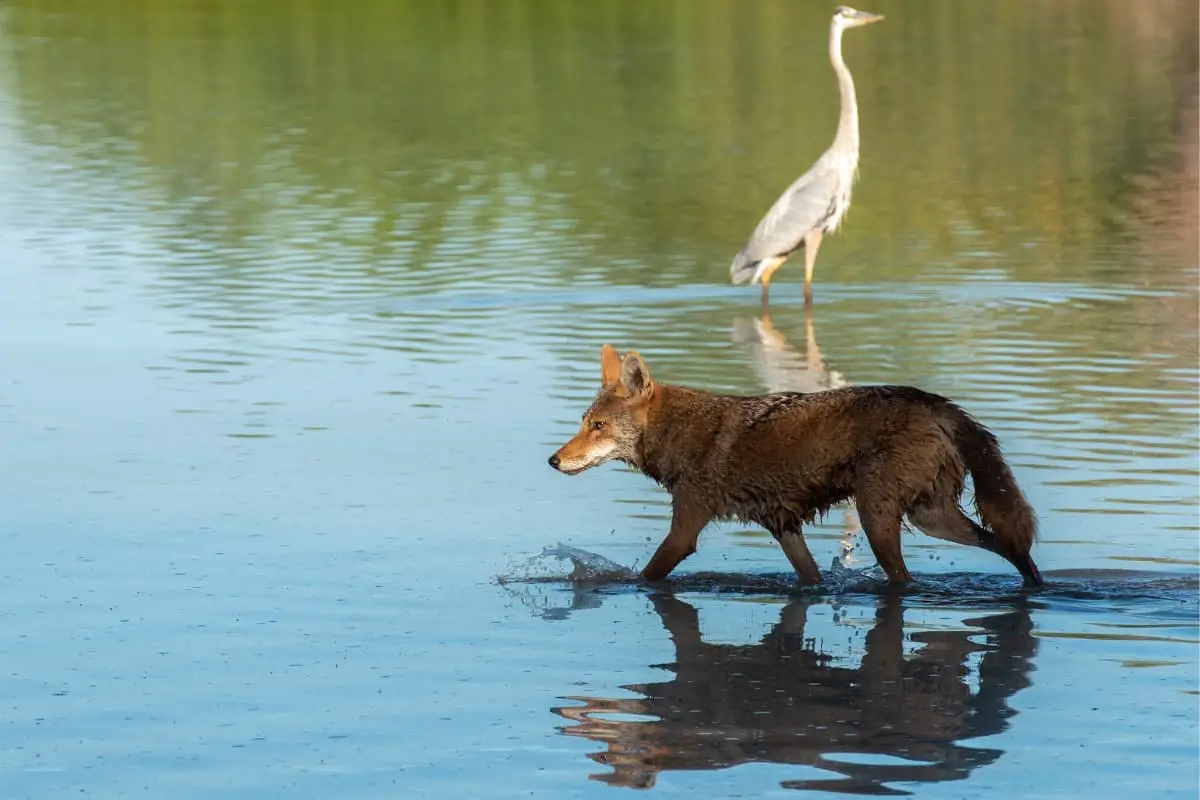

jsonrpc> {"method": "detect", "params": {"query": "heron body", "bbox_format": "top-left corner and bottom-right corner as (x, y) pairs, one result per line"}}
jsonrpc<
(730, 6), (883, 305)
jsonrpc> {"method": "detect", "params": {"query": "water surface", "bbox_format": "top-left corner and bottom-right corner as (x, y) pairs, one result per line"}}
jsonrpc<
(0, 1), (1197, 797)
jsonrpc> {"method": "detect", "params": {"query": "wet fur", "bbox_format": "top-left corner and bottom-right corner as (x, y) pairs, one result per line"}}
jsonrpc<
(549, 346), (1043, 588)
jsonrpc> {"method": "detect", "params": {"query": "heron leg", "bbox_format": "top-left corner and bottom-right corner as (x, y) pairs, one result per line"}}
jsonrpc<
(802, 230), (824, 304)
(757, 255), (787, 309)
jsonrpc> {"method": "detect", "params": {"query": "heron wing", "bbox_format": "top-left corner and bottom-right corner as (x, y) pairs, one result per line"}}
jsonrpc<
(742, 166), (841, 263)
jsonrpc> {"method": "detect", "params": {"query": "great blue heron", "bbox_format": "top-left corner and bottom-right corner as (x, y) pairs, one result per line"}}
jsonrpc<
(730, 6), (884, 306)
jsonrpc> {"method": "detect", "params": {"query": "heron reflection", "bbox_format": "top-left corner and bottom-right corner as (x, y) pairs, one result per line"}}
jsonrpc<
(732, 304), (860, 564)
(553, 592), (1037, 795)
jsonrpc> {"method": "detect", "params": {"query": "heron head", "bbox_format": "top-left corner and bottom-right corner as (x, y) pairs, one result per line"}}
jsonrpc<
(833, 6), (885, 29)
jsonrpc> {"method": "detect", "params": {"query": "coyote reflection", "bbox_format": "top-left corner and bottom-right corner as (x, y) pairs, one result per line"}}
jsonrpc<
(554, 594), (1036, 794)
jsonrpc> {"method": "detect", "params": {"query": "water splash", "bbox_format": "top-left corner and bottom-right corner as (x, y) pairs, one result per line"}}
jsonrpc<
(497, 544), (1199, 618)
(829, 550), (889, 586)
(498, 543), (639, 586)
(499, 541), (892, 595)
(838, 524), (862, 568)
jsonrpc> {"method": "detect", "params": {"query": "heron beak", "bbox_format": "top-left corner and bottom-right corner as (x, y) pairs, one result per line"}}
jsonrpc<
(853, 11), (885, 26)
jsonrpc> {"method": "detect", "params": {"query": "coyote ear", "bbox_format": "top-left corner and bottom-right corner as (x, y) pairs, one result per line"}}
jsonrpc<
(620, 351), (653, 397)
(600, 344), (622, 386)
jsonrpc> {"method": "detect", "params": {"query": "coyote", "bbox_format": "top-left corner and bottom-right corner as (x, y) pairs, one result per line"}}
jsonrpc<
(548, 345), (1042, 587)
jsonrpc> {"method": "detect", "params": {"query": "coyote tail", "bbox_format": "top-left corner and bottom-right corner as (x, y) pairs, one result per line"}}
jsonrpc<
(948, 406), (1041, 582)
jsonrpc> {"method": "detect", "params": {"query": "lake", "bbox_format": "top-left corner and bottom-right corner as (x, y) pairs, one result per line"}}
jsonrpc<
(0, 1), (1197, 797)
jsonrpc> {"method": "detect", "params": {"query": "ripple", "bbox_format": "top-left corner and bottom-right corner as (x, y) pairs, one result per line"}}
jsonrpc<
(498, 544), (1200, 613)
(1, 3), (1197, 796)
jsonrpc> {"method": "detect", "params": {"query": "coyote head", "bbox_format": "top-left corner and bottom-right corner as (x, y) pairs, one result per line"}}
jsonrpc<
(548, 344), (655, 475)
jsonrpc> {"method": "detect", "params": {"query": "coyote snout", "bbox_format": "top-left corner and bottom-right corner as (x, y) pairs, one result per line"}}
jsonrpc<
(548, 416), (620, 475)
(547, 440), (613, 476)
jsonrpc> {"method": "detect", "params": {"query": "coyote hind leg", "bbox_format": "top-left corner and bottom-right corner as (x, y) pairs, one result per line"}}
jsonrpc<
(855, 493), (912, 584)
(907, 501), (1043, 587)
(906, 501), (984, 548)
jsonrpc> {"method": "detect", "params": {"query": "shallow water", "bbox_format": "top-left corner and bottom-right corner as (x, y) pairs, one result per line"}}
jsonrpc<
(0, 0), (1197, 797)
(505, 557), (1198, 797)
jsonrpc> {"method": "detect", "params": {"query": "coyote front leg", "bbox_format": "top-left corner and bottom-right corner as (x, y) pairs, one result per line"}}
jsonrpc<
(769, 523), (822, 585)
(642, 502), (710, 581)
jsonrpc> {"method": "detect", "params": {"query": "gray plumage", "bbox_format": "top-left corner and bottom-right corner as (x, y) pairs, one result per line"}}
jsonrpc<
(731, 6), (883, 303)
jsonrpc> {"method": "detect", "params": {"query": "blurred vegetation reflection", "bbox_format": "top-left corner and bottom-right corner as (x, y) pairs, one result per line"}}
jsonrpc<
(2, 0), (1196, 294)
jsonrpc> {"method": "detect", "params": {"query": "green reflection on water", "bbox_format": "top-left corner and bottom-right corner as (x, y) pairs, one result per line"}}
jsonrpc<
(2, 0), (1196, 288)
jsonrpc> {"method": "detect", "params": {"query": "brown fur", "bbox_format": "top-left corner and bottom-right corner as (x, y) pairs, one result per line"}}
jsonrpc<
(548, 345), (1043, 587)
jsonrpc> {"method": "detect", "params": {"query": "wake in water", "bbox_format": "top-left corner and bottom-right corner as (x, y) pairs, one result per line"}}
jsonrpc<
(498, 540), (893, 595)
(500, 522), (874, 590)
(497, 541), (1199, 613)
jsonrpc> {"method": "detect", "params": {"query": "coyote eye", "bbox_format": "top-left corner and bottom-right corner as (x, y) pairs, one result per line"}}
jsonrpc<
(591, 420), (605, 431)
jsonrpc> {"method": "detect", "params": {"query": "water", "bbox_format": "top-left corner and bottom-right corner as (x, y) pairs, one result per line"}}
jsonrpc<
(0, 0), (1197, 797)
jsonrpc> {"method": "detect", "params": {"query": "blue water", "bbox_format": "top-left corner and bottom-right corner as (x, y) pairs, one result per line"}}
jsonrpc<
(0, 0), (1198, 797)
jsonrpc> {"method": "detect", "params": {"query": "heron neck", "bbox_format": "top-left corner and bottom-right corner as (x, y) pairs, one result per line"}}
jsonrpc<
(829, 24), (859, 153)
